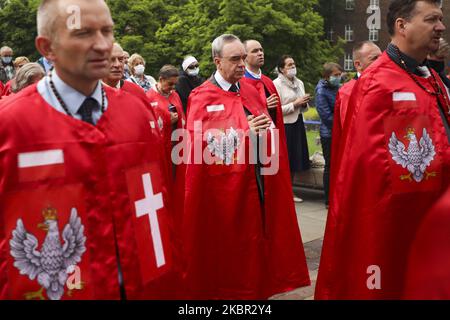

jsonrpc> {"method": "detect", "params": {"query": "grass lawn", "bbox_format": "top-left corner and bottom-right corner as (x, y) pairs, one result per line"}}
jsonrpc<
(306, 130), (321, 156)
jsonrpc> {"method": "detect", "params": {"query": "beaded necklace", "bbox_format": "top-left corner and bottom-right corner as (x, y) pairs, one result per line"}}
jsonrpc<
(394, 45), (450, 114)
(49, 71), (105, 117)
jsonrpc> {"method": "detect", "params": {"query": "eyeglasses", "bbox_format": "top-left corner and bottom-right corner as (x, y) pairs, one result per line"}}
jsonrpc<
(221, 54), (247, 64)
(187, 64), (199, 70)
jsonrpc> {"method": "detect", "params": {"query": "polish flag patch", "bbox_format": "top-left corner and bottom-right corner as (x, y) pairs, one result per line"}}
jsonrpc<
(18, 149), (65, 182)
(392, 92), (417, 109)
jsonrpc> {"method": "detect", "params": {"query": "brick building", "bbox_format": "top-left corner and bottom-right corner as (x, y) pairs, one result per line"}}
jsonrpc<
(324, 0), (450, 71)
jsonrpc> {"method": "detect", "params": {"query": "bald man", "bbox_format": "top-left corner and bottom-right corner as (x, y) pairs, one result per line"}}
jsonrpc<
(0, 0), (178, 300)
(242, 40), (281, 121)
(334, 41), (381, 130)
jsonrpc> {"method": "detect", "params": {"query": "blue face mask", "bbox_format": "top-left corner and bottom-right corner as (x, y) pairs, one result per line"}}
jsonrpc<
(328, 75), (341, 88)
(2, 57), (12, 65)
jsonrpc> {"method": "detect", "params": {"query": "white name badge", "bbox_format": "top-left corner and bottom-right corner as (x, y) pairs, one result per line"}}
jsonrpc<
(207, 104), (225, 113)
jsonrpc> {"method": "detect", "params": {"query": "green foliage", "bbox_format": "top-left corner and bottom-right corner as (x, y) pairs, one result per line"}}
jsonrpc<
(0, 0), (40, 60)
(0, 0), (343, 91)
(303, 106), (320, 121)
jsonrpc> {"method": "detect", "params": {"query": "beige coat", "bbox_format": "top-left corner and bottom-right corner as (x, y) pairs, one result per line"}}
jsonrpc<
(273, 74), (309, 124)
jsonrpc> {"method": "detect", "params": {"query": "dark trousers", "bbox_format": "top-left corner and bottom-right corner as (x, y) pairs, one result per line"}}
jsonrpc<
(321, 136), (332, 205)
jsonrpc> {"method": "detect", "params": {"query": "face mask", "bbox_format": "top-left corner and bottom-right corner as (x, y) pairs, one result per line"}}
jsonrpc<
(329, 75), (341, 87)
(286, 67), (297, 78)
(2, 57), (12, 64)
(134, 64), (145, 76)
(187, 68), (200, 77)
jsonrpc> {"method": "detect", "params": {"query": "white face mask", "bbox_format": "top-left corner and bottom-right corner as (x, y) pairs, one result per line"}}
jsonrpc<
(1, 57), (12, 64)
(286, 67), (297, 78)
(134, 64), (145, 76)
(187, 68), (200, 77)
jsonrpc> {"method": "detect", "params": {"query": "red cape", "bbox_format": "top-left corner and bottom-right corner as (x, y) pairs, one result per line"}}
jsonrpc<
(335, 78), (356, 131)
(316, 52), (450, 299)
(0, 84), (179, 299)
(181, 79), (309, 299)
(404, 186), (450, 299)
(241, 75), (281, 124)
(2, 80), (12, 97)
(146, 88), (186, 161)
(241, 75), (290, 154)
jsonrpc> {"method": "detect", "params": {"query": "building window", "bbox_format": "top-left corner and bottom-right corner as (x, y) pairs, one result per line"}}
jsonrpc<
(369, 28), (379, 41)
(345, 25), (354, 42)
(327, 28), (335, 42)
(344, 54), (353, 71)
(369, 0), (379, 7)
(345, 0), (355, 10)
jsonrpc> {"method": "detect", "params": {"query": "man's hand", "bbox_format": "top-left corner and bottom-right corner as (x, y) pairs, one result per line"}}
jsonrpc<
(247, 114), (272, 134)
(266, 94), (279, 110)
(170, 112), (179, 125)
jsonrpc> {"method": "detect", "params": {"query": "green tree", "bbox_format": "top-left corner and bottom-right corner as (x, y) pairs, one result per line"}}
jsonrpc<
(154, 0), (343, 92)
(0, 0), (343, 91)
(0, 0), (40, 60)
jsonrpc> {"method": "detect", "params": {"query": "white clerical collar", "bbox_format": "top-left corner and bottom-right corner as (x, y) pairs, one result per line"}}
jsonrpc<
(245, 67), (262, 79)
(50, 69), (103, 115)
(214, 71), (239, 91)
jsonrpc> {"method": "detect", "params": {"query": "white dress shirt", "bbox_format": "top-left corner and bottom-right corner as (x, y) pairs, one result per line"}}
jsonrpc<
(214, 71), (240, 91)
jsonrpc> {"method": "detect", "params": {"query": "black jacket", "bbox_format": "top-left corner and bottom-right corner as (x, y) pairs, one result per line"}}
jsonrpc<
(175, 70), (203, 112)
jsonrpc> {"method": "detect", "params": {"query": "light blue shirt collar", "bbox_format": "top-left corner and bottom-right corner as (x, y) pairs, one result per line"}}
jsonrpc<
(245, 67), (262, 80)
(50, 69), (103, 115)
(37, 69), (107, 124)
(42, 58), (53, 73)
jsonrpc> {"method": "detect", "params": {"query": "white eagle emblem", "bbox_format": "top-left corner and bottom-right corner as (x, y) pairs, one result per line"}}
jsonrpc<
(388, 127), (436, 182)
(9, 207), (86, 300)
(207, 127), (240, 165)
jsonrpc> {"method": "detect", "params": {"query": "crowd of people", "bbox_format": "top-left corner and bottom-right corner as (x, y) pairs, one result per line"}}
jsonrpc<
(0, 0), (449, 300)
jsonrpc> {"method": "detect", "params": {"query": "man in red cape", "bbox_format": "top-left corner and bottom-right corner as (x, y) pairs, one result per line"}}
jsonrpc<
(181, 34), (309, 299)
(0, 0), (179, 300)
(101, 42), (169, 154)
(241, 40), (284, 131)
(334, 41), (381, 132)
(102, 43), (148, 97)
(316, 0), (450, 299)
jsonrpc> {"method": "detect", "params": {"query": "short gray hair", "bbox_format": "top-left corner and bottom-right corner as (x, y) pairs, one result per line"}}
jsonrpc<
(37, 0), (58, 38)
(113, 42), (124, 52)
(211, 34), (241, 59)
(159, 64), (179, 79)
(0, 46), (12, 55)
(12, 63), (45, 93)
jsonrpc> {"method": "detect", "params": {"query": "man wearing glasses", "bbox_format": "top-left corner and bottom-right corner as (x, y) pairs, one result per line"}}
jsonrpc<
(180, 34), (310, 299)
